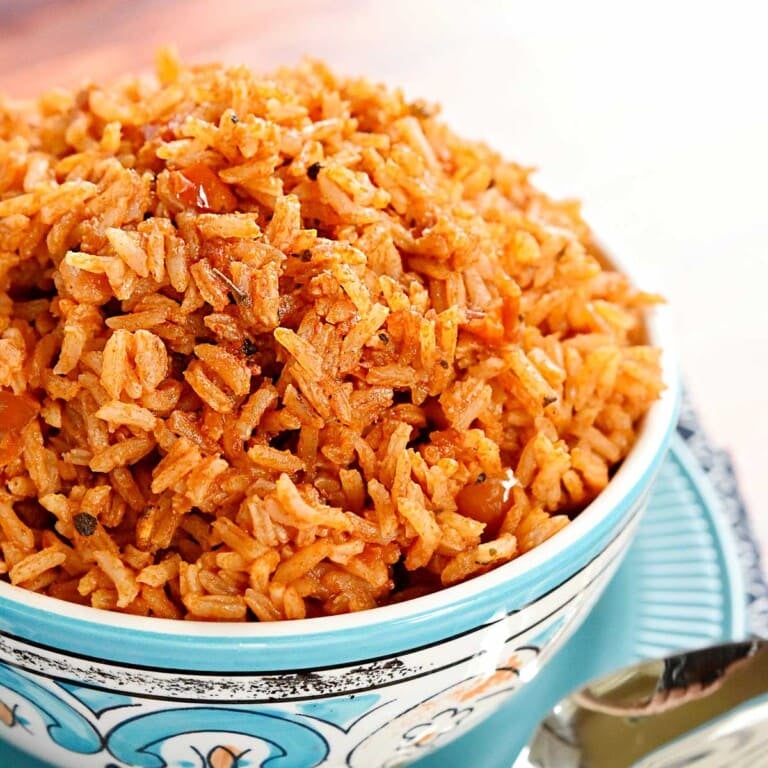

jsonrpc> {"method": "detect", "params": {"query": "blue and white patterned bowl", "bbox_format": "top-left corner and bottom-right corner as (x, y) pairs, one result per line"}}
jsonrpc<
(0, 299), (680, 768)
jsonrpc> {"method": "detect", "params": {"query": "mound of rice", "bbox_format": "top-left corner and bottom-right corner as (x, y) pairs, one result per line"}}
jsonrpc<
(0, 51), (663, 620)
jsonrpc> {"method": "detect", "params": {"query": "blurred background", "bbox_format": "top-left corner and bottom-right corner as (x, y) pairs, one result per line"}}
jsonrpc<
(1, 0), (766, 563)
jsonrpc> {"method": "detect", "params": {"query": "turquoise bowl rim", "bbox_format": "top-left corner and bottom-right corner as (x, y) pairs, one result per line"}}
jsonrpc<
(0, 262), (681, 673)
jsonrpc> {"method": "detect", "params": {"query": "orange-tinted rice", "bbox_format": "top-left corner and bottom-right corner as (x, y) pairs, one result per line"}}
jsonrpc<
(0, 50), (663, 620)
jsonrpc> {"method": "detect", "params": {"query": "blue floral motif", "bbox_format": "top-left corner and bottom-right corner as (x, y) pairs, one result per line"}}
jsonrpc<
(105, 707), (329, 768)
(0, 662), (102, 754)
(57, 681), (135, 716)
(191, 744), (256, 768)
(0, 697), (30, 730)
(296, 693), (382, 731)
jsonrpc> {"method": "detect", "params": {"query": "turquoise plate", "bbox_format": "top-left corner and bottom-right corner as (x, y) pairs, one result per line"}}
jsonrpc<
(1, 435), (747, 768)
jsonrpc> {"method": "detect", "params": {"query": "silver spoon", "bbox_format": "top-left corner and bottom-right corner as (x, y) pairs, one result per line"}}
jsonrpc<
(513, 639), (768, 767)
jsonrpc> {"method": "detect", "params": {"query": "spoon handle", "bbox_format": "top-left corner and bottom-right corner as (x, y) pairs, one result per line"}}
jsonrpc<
(520, 640), (768, 767)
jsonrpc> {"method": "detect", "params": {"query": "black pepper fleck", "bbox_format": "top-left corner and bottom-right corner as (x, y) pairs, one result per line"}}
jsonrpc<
(307, 162), (323, 181)
(543, 395), (558, 407)
(391, 558), (409, 593)
(476, 472), (487, 484)
(439, 359), (450, 369)
(299, 249), (312, 262)
(378, 332), (389, 343)
(242, 338), (257, 357)
(73, 512), (97, 537)
(230, 113), (239, 124)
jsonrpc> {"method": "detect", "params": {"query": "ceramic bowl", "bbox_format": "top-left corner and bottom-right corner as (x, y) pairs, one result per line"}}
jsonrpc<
(0, 281), (680, 768)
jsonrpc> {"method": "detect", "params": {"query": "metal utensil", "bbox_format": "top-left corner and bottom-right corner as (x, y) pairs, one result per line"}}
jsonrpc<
(513, 639), (768, 767)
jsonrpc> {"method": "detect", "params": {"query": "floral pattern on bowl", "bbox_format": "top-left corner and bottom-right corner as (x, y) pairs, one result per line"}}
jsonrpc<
(0, 507), (638, 768)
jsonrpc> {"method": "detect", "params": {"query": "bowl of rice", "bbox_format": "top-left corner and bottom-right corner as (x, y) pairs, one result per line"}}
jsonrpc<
(0, 50), (678, 768)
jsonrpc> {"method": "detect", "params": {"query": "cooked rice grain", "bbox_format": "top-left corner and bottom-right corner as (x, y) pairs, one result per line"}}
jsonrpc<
(0, 51), (663, 620)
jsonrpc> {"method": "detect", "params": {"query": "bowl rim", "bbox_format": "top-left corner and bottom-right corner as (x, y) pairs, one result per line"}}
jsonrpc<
(0, 246), (681, 639)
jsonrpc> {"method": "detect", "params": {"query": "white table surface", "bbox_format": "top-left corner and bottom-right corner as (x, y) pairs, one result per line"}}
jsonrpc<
(1, 0), (765, 570)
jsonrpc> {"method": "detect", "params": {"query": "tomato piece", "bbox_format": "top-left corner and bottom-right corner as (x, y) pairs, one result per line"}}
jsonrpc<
(0, 391), (38, 432)
(455, 474), (509, 531)
(0, 391), (39, 465)
(0, 433), (22, 466)
(177, 163), (237, 212)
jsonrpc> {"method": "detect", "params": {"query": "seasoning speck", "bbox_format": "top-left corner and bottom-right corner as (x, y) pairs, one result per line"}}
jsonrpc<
(475, 472), (486, 484)
(439, 359), (450, 369)
(242, 338), (257, 356)
(307, 162), (322, 181)
(378, 332), (389, 343)
(212, 268), (251, 307)
(543, 395), (558, 407)
(73, 512), (97, 537)
(299, 249), (312, 262)
(230, 113), (239, 124)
